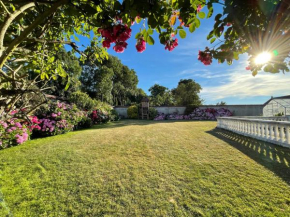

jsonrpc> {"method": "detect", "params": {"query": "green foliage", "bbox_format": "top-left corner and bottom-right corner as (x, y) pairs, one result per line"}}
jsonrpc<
(127, 105), (138, 119)
(68, 91), (97, 111)
(109, 109), (120, 121)
(184, 105), (199, 115)
(80, 55), (140, 106)
(275, 112), (284, 117)
(149, 107), (158, 120)
(216, 101), (226, 106)
(172, 79), (202, 107)
(206, 0), (290, 74)
(149, 84), (175, 106)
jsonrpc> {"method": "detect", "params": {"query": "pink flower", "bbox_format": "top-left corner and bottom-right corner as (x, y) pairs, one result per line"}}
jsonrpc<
(197, 5), (202, 13)
(57, 112), (62, 116)
(100, 28), (112, 39)
(165, 38), (178, 51)
(136, 39), (146, 53)
(10, 110), (18, 115)
(113, 24), (122, 36)
(198, 50), (212, 65)
(51, 113), (57, 118)
(15, 122), (22, 128)
(0, 121), (8, 129)
(245, 66), (251, 70)
(118, 30), (131, 41)
(113, 41), (127, 53)
(102, 39), (111, 48)
(10, 127), (16, 131)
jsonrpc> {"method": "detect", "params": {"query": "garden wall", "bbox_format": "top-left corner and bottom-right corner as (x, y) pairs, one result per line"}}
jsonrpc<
(114, 104), (264, 118)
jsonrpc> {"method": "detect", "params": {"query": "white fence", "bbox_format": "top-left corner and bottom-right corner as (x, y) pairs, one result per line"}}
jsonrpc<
(217, 117), (290, 148)
(233, 116), (289, 121)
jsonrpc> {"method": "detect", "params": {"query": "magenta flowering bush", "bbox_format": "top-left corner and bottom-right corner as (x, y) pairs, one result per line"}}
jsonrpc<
(0, 118), (31, 149)
(154, 108), (232, 121)
(32, 101), (84, 137)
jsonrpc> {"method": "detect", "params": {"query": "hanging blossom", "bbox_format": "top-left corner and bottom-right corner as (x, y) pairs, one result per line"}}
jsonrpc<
(136, 38), (146, 53)
(165, 38), (178, 51)
(198, 48), (213, 65)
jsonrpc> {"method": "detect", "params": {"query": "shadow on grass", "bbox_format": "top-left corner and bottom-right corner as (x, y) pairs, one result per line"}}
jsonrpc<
(207, 128), (290, 185)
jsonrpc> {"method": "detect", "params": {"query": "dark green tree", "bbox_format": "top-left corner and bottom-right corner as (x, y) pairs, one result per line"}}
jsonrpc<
(149, 84), (175, 106)
(172, 79), (202, 106)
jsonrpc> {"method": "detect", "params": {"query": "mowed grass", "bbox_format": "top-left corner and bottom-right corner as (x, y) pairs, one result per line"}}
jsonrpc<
(0, 120), (289, 216)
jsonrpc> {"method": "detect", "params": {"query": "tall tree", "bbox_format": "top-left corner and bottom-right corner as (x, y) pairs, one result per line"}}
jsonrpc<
(80, 55), (140, 106)
(172, 79), (202, 106)
(149, 84), (175, 106)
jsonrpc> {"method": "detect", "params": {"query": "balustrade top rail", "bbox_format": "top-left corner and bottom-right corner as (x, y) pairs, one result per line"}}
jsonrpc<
(216, 116), (290, 148)
(230, 116), (289, 121)
(217, 117), (290, 125)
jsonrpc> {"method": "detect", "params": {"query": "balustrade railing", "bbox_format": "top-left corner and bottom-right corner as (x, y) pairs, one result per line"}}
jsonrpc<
(233, 116), (289, 121)
(217, 117), (290, 148)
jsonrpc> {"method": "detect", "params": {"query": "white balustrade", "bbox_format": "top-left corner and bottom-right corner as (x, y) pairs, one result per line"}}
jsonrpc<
(217, 117), (290, 148)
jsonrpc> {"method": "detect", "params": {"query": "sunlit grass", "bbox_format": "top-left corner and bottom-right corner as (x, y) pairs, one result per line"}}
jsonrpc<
(0, 120), (289, 216)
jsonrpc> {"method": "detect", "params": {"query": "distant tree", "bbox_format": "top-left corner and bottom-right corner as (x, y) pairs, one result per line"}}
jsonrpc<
(128, 88), (147, 104)
(149, 84), (175, 106)
(216, 101), (227, 106)
(172, 79), (202, 106)
(80, 55), (141, 106)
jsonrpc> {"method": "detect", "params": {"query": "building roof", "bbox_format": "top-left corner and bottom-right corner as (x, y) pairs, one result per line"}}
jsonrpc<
(264, 95), (290, 105)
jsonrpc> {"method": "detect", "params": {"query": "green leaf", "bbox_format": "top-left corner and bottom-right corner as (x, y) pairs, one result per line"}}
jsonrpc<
(215, 14), (222, 21)
(207, 3), (213, 18)
(179, 29), (186, 39)
(195, 18), (200, 28)
(135, 33), (142, 39)
(210, 38), (216, 43)
(233, 52), (239, 60)
(189, 23), (195, 33)
(65, 77), (71, 91)
(148, 28), (154, 35)
(252, 70), (258, 76)
(136, 16), (142, 24)
(198, 12), (206, 19)
(147, 36), (155, 45)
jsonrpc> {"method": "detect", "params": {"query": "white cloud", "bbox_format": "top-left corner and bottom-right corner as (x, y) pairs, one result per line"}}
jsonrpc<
(200, 66), (290, 101)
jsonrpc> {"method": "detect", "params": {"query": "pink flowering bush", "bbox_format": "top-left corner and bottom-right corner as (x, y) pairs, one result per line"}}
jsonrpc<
(154, 108), (232, 121)
(32, 101), (87, 137)
(0, 118), (31, 149)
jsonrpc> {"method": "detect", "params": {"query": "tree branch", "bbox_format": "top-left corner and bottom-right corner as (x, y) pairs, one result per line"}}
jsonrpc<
(0, 0), (68, 68)
(0, 2), (36, 57)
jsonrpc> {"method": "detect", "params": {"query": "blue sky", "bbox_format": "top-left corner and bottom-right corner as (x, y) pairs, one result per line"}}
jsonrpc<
(70, 5), (290, 105)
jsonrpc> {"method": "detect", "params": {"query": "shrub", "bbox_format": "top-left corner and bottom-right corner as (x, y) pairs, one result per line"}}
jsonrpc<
(109, 109), (120, 121)
(149, 107), (158, 120)
(69, 91), (97, 111)
(77, 116), (93, 129)
(127, 105), (138, 119)
(154, 108), (232, 121)
(184, 105), (198, 115)
(32, 101), (86, 137)
(0, 118), (31, 149)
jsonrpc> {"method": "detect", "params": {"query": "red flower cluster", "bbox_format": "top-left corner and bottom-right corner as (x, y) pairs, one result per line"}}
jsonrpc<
(165, 38), (178, 51)
(245, 66), (251, 70)
(136, 39), (146, 53)
(198, 50), (213, 65)
(99, 24), (132, 53)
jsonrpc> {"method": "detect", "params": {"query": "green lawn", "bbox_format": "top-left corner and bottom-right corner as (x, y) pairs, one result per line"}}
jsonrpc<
(0, 120), (289, 216)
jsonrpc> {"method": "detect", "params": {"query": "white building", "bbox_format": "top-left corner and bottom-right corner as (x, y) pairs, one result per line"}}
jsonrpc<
(263, 95), (290, 116)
